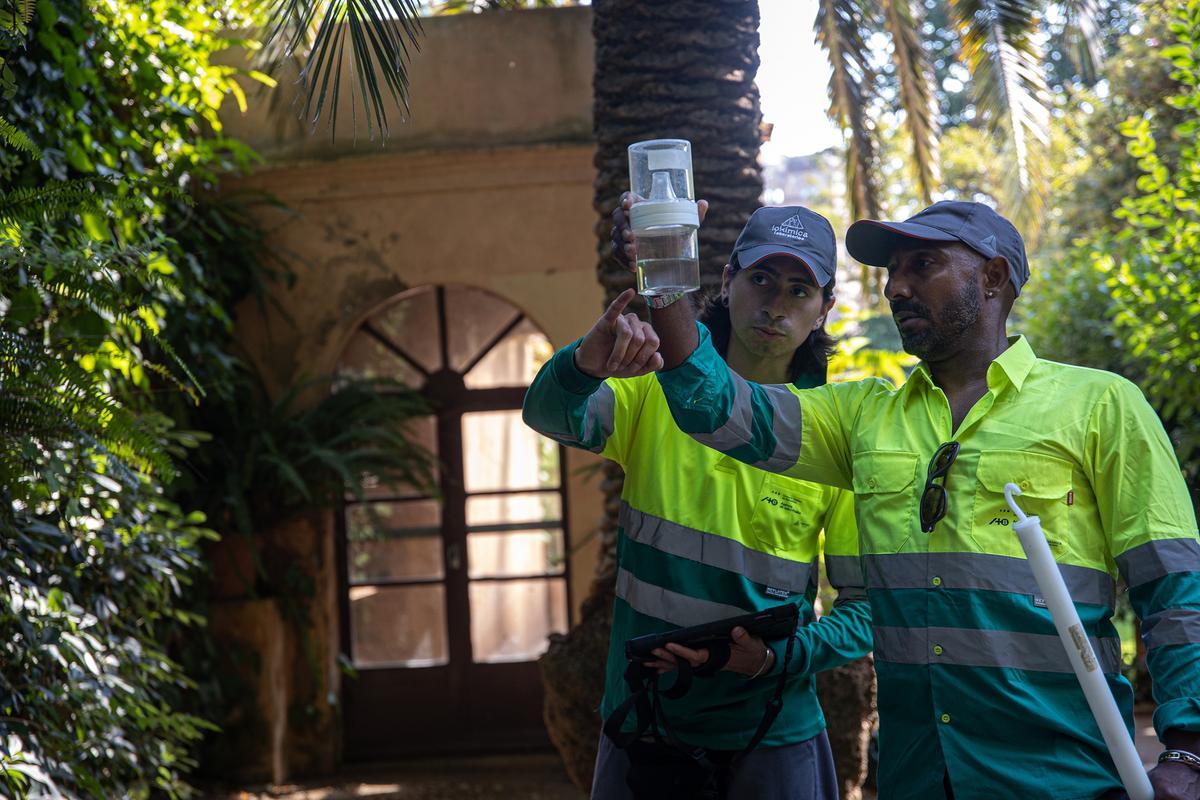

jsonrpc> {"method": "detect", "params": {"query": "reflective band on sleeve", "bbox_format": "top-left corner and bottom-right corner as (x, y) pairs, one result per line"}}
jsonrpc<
(825, 554), (866, 590)
(581, 383), (617, 454)
(1115, 538), (1200, 589)
(690, 370), (760, 457)
(750, 384), (804, 473)
(1141, 608), (1200, 650)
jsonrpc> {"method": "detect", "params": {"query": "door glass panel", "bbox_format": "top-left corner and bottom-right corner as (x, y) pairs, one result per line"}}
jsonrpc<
(350, 584), (448, 668)
(336, 329), (425, 388)
(468, 529), (565, 578)
(445, 286), (523, 373)
(346, 500), (443, 583)
(469, 578), (567, 663)
(462, 410), (560, 493)
(464, 318), (553, 389)
(357, 415), (439, 499)
(371, 287), (442, 374)
(466, 492), (561, 528)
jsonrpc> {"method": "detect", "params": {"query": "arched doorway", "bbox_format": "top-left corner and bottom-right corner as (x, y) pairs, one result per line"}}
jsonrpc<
(335, 285), (570, 760)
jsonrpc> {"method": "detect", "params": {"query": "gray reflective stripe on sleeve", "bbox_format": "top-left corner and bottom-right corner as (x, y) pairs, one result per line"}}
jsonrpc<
(873, 625), (1123, 674)
(614, 567), (751, 627)
(833, 586), (868, 607)
(1141, 608), (1200, 650)
(825, 555), (866, 590)
(690, 369), (760, 458)
(580, 383), (616, 454)
(619, 502), (814, 594)
(748, 384), (804, 473)
(864, 552), (1115, 609)
(1116, 537), (1200, 589)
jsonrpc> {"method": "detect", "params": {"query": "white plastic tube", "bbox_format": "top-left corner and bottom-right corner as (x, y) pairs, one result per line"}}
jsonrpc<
(1004, 483), (1154, 800)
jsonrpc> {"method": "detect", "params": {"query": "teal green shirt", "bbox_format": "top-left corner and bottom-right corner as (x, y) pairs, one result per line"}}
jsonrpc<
(522, 339), (873, 750)
(657, 326), (1200, 799)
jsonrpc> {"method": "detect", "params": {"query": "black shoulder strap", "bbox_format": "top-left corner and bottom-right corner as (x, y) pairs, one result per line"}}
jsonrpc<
(602, 659), (693, 748)
(731, 631), (797, 764)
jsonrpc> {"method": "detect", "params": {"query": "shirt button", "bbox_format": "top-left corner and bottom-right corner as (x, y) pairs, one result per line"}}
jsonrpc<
(940, 713), (951, 724)
(1020, 479), (1031, 490)
(933, 645), (944, 656)
(931, 576), (942, 587)
(868, 478), (877, 489)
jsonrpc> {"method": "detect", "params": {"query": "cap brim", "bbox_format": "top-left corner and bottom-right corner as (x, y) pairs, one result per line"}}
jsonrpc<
(846, 220), (960, 267)
(734, 244), (833, 287)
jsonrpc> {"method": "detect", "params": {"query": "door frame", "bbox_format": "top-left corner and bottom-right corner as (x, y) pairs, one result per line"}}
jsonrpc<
(334, 285), (573, 761)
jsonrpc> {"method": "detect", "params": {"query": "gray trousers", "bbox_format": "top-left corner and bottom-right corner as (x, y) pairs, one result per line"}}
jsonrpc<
(591, 729), (840, 800)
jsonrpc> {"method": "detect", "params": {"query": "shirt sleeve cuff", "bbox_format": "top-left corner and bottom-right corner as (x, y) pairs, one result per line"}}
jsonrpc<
(1153, 697), (1200, 740)
(655, 322), (721, 413)
(551, 338), (607, 396)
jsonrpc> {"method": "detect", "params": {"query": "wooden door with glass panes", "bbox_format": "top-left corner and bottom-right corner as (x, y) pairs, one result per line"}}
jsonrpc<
(335, 286), (571, 760)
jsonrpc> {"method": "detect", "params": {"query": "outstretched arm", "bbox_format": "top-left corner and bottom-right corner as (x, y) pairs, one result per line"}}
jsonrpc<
(522, 289), (660, 459)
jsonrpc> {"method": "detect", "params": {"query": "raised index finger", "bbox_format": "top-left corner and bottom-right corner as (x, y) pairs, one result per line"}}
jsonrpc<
(603, 288), (637, 326)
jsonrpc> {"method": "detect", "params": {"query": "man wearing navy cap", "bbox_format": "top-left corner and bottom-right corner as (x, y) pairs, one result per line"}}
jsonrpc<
(637, 200), (1200, 799)
(524, 201), (873, 798)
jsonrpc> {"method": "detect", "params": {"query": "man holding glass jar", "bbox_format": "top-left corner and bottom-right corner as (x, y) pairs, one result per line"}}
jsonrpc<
(523, 200), (873, 799)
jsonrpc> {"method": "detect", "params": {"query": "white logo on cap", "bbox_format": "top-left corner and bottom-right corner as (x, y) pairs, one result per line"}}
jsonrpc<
(772, 215), (809, 242)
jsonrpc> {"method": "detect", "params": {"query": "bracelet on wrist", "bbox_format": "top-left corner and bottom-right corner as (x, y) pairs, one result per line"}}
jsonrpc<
(646, 291), (684, 310)
(1159, 749), (1200, 772)
(746, 647), (773, 680)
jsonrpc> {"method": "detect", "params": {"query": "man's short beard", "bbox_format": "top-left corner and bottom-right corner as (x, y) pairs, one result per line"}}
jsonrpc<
(899, 281), (982, 360)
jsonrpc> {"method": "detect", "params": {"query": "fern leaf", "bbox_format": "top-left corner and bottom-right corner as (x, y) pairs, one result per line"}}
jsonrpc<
(0, 116), (40, 159)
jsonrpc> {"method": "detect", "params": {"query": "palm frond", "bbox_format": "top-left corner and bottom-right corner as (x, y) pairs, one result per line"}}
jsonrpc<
(817, 0), (884, 301)
(816, 0), (882, 222)
(257, 0), (423, 139)
(1060, 0), (1104, 83)
(950, 0), (1051, 192)
(881, 0), (940, 204)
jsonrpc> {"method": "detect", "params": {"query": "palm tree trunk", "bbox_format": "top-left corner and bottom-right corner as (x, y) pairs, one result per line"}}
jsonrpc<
(541, 3), (762, 788)
(541, 3), (873, 792)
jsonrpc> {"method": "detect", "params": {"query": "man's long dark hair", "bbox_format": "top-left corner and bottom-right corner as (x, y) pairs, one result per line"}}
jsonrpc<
(698, 274), (838, 389)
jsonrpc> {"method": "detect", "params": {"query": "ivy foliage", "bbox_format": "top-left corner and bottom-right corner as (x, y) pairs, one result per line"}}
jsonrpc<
(1024, 0), (1200, 503)
(1105, 0), (1200, 494)
(0, 0), (263, 796)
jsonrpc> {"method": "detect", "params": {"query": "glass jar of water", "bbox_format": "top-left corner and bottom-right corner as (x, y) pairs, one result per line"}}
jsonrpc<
(627, 139), (700, 297)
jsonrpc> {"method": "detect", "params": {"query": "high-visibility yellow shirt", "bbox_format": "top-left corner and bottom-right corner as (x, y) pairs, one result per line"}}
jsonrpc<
(658, 326), (1200, 800)
(522, 339), (873, 750)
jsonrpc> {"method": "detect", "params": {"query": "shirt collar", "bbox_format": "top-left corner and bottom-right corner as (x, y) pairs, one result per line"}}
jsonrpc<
(905, 335), (1036, 394)
(989, 335), (1036, 393)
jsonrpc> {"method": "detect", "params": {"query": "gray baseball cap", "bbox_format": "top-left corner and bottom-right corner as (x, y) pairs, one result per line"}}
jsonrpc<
(845, 201), (1031, 295)
(730, 206), (837, 287)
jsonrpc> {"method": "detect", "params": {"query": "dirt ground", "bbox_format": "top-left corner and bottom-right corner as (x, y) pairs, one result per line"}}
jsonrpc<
(205, 709), (1160, 800)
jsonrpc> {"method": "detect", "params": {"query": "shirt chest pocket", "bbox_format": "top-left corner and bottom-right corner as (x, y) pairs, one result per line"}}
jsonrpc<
(971, 450), (1074, 556)
(851, 450), (920, 553)
(748, 473), (827, 557)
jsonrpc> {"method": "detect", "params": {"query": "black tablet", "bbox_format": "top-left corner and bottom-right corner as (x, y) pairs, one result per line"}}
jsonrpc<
(624, 603), (799, 662)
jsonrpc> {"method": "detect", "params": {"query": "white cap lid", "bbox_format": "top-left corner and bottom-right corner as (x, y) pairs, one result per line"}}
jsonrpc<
(629, 199), (699, 231)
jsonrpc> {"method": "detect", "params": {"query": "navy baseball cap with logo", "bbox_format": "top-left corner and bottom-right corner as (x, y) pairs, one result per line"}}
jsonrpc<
(730, 206), (838, 287)
(845, 201), (1031, 295)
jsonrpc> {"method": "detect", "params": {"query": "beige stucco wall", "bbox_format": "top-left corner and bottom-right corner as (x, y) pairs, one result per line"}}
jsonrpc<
(230, 143), (605, 620)
(220, 6), (593, 160)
